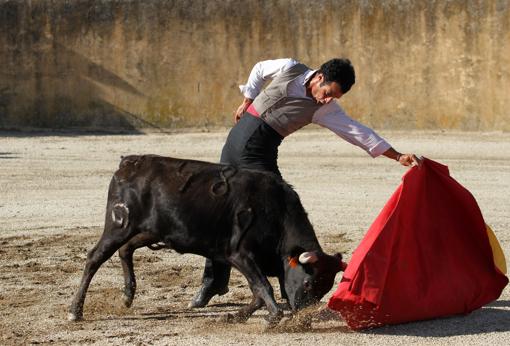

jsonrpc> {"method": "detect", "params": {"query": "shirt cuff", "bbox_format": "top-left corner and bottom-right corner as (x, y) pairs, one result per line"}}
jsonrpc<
(238, 84), (259, 100)
(368, 140), (392, 158)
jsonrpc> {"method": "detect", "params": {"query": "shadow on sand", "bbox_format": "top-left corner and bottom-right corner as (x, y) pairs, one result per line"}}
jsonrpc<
(365, 301), (510, 337)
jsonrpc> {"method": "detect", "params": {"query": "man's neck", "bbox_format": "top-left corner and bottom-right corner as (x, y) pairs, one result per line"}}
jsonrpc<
(305, 72), (318, 98)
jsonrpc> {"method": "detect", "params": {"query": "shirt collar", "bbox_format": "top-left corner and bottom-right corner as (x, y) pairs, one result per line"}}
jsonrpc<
(303, 69), (317, 85)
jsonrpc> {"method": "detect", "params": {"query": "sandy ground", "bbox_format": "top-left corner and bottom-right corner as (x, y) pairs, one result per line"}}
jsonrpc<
(0, 128), (509, 345)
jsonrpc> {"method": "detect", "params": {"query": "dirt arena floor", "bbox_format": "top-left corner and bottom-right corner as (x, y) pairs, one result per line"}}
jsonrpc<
(1, 128), (509, 345)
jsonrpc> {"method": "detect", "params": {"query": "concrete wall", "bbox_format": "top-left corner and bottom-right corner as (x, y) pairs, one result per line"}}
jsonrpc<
(0, 0), (509, 131)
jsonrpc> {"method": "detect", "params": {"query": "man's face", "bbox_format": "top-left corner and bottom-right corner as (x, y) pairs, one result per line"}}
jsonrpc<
(309, 73), (343, 105)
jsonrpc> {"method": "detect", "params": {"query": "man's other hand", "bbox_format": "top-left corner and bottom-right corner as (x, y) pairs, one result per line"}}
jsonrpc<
(233, 98), (253, 123)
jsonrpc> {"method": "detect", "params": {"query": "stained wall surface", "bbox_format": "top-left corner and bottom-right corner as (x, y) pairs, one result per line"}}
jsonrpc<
(0, 0), (509, 131)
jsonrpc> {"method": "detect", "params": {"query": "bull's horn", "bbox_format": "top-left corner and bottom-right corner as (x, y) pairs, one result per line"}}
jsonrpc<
(299, 252), (318, 264)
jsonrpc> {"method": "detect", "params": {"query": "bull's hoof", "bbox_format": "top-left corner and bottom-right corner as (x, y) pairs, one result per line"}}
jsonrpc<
(264, 310), (284, 328)
(67, 312), (83, 322)
(123, 294), (133, 308)
(188, 285), (229, 308)
(279, 301), (291, 310)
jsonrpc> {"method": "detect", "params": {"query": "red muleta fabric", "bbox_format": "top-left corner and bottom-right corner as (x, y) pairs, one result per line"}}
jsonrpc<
(328, 158), (508, 330)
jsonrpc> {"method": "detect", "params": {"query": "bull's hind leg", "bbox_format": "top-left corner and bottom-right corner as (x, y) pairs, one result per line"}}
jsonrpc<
(119, 232), (160, 308)
(229, 254), (283, 326)
(224, 296), (264, 323)
(68, 227), (136, 321)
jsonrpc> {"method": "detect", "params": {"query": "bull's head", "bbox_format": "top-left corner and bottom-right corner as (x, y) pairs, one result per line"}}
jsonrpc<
(284, 251), (346, 311)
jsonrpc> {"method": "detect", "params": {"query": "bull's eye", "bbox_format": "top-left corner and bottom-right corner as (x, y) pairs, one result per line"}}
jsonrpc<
(303, 279), (312, 291)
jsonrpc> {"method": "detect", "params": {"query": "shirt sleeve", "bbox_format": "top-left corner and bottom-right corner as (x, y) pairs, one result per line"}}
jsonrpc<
(239, 58), (298, 99)
(312, 102), (392, 158)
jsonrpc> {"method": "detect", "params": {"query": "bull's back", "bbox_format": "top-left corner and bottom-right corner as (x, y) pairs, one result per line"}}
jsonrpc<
(111, 155), (305, 262)
(109, 155), (280, 256)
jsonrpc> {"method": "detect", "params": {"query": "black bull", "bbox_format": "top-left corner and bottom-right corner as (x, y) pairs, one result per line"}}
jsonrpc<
(69, 155), (346, 325)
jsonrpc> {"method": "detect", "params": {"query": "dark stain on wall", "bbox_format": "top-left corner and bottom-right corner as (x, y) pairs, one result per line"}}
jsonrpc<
(0, 0), (509, 131)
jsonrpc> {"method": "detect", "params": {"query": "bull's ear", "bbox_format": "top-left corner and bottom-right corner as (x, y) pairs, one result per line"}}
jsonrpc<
(299, 251), (319, 264)
(287, 256), (299, 268)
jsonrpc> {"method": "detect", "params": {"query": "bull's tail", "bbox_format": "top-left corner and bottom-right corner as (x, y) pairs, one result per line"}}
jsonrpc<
(111, 202), (130, 229)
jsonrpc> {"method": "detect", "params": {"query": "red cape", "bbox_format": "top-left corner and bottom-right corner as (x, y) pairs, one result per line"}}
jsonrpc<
(328, 158), (508, 330)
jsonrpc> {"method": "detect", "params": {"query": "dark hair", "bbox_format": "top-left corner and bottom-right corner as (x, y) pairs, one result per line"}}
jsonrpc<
(319, 58), (355, 94)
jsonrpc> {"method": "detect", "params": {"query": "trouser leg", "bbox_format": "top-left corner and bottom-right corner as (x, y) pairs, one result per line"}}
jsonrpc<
(190, 113), (282, 308)
(189, 122), (239, 309)
(202, 258), (231, 288)
(188, 258), (232, 308)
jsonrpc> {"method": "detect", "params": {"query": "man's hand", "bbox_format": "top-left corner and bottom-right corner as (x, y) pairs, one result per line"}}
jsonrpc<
(233, 98), (253, 123)
(383, 148), (423, 168)
(397, 153), (423, 167)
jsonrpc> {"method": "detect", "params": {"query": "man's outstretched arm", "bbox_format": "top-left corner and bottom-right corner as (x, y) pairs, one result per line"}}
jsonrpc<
(312, 103), (422, 167)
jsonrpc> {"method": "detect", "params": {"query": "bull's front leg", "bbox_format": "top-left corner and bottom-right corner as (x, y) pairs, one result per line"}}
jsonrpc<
(278, 275), (291, 310)
(118, 232), (160, 308)
(228, 253), (283, 326)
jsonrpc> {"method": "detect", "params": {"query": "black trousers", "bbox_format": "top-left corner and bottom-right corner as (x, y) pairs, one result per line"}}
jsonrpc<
(201, 113), (283, 291)
(220, 112), (283, 176)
